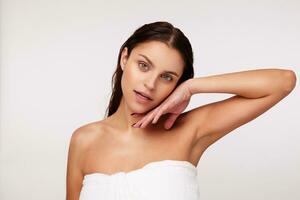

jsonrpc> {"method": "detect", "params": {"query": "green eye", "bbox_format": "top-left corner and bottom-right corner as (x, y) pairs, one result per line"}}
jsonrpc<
(138, 62), (148, 70)
(162, 74), (173, 81)
(138, 61), (173, 82)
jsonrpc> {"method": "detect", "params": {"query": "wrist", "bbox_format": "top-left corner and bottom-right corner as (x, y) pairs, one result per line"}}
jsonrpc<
(185, 78), (195, 96)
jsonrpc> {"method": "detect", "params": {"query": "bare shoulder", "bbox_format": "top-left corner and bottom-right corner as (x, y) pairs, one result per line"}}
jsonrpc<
(69, 121), (107, 160)
(71, 120), (106, 145)
(66, 120), (106, 199)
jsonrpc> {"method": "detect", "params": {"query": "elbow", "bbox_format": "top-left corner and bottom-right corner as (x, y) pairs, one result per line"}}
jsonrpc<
(281, 69), (297, 93)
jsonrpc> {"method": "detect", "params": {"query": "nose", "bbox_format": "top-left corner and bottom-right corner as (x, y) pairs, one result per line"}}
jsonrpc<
(144, 75), (156, 90)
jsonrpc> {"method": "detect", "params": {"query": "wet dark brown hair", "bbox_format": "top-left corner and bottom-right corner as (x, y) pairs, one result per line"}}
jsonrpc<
(104, 21), (195, 117)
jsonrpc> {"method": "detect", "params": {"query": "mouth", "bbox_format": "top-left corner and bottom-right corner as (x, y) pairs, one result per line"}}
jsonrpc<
(134, 90), (153, 101)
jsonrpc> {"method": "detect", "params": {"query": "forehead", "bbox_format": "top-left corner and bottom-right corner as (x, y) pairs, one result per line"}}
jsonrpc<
(131, 41), (184, 74)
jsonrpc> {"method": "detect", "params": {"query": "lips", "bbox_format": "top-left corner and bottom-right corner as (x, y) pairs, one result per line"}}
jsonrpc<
(134, 90), (153, 101)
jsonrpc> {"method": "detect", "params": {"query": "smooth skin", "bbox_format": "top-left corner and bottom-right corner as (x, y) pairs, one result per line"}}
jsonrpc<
(66, 40), (297, 200)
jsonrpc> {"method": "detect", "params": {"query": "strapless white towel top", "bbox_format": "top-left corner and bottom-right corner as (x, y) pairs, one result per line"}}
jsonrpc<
(79, 159), (200, 200)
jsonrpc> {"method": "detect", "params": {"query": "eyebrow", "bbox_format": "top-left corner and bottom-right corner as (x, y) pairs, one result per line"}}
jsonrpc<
(138, 53), (179, 77)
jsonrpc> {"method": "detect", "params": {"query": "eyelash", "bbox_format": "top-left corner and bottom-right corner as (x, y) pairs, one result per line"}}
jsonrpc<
(138, 62), (173, 81)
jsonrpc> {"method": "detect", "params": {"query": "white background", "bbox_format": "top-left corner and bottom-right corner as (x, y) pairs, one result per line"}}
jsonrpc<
(0, 0), (299, 199)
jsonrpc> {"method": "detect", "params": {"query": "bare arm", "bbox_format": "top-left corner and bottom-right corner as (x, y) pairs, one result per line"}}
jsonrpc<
(187, 68), (296, 98)
(185, 68), (297, 148)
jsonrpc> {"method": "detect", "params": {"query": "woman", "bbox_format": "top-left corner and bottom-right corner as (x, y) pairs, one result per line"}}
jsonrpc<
(66, 21), (297, 200)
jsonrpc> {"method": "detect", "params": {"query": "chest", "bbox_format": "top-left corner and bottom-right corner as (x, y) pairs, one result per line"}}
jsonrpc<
(81, 126), (197, 175)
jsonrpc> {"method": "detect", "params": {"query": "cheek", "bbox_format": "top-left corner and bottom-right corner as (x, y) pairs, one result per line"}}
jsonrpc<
(121, 65), (140, 94)
(154, 88), (174, 104)
(123, 65), (140, 85)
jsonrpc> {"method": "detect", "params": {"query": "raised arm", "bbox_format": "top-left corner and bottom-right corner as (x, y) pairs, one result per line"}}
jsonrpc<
(185, 68), (297, 149)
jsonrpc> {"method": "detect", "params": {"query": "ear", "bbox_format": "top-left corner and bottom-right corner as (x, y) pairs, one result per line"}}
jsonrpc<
(120, 47), (129, 71)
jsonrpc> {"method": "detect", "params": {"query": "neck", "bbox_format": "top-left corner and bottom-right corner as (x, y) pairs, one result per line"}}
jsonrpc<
(110, 96), (149, 132)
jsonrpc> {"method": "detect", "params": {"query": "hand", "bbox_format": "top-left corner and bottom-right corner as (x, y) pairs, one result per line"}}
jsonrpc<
(132, 80), (192, 130)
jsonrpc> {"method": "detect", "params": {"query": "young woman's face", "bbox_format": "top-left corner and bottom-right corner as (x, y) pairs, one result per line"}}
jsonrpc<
(120, 40), (184, 114)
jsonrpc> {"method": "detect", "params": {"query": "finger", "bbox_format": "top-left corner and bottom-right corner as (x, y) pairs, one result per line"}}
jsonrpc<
(164, 113), (179, 129)
(133, 118), (144, 128)
(133, 110), (155, 128)
(140, 116), (151, 128)
(138, 106), (160, 127)
(153, 103), (169, 124)
(151, 108), (161, 124)
(140, 112), (156, 128)
(132, 116), (144, 128)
